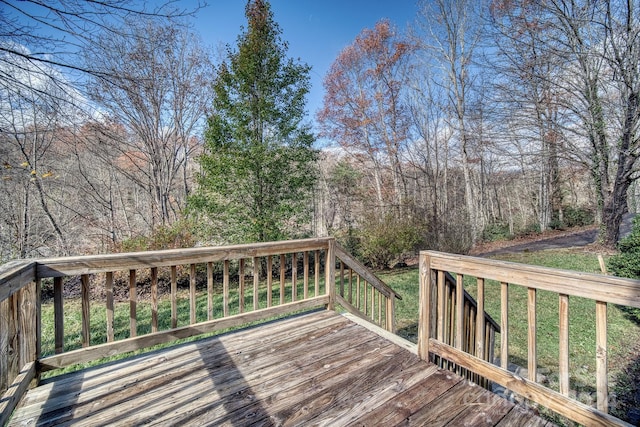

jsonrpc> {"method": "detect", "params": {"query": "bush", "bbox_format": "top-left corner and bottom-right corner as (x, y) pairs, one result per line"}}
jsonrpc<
(608, 216), (640, 279)
(357, 214), (424, 270)
(121, 220), (197, 252)
(562, 206), (594, 228)
(482, 222), (512, 242)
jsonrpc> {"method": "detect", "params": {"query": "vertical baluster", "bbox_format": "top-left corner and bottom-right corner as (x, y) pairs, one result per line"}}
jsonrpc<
(291, 253), (297, 302)
(364, 280), (368, 316)
(267, 255), (273, 307)
(253, 257), (259, 311)
(315, 250), (320, 297)
(437, 270), (445, 343)
(527, 288), (537, 381)
(223, 260), (230, 317)
(340, 261), (345, 298)
(280, 254), (285, 305)
(348, 268), (353, 304)
(371, 286), (375, 321)
(455, 274), (464, 351)
(190, 264), (197, 324)
(239, 259), (245, 313)
(303, 251), (309, 299)
(129, 270), (136, 337)
(53, 277), (64, 354)
(356, 275), (361, 309)
(151, 267), (158, 332)
(500, 282), (509, 370)
(171, 266), (177, 328)
(106, 272), (114, 342)
(207, 262), (214, 321)
(596, 300), (608, 412)
(559, 294), (570, 396)
(81, 274), (90, 348)
(476, 278), (485, 360)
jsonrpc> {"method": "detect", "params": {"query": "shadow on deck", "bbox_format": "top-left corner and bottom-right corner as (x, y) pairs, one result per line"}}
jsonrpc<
(9, 310), (549, 426)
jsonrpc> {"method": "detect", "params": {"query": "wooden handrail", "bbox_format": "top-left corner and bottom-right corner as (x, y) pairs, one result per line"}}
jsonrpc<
(419, 250), (638, 427)
(334, 243), (401, 332)
(334, 243), (401, 301)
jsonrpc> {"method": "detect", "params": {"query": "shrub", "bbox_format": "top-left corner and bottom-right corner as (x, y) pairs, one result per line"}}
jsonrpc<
(562, 206), (594, 228)
(482, 222), (512, 242)
(608, 216), (640, 279)
(121, 220), (197, 252)
(358, 214), (424, 269)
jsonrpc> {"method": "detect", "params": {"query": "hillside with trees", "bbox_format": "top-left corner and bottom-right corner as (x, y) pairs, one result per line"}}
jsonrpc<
(1, 0), (638, 269)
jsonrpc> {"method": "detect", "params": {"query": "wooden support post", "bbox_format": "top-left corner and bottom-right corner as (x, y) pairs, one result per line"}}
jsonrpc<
(418, 253), (432, 361)
(326, 240), (336, 311)
(238, 259), (245, 313)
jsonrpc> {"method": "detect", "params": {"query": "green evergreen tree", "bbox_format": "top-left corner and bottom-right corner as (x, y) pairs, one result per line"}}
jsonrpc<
(191, 0), (317, 243)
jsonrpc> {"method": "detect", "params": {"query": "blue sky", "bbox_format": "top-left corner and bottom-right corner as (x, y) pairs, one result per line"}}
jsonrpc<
(193, 1), (419, 126)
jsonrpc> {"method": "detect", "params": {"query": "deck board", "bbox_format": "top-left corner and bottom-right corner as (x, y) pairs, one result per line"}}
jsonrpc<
(9, 310), (549, 426)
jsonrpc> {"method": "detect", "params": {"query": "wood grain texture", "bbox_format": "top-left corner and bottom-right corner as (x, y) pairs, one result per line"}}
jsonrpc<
(9, 311), (548, 427)
(424, 250), (640, 307)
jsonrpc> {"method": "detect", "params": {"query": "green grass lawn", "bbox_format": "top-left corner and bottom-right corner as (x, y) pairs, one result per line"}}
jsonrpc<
(378, 248), (640, 423)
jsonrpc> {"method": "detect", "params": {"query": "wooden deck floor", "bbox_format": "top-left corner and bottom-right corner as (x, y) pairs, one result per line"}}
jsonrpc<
(9, 310), (551, 426)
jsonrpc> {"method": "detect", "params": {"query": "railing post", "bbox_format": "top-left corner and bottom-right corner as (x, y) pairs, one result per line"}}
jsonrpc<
(326, 239), (336, 311)
(418, 252), (432, 361)
(386, 293), (396, 333)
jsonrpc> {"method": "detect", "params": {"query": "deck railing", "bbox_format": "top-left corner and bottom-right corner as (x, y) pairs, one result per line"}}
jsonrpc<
(334, 244), (401, 332)
(418, 251), (640, 427)
(0, 237), (400, 425)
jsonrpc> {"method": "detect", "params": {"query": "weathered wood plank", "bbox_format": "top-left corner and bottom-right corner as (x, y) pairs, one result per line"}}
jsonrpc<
(53, 277), (63, 354)
(428, 338), (631, 427)
(500, 281), (508, 370)
(425, 250), (640, 307)
(129, 269), (136, 337)
(0, 361), (36, 427)
(397, 379), (486, 426)
(528, 287), (537, 382)
(347, 369), (463, 426)
(596, 300), (608, 413)
(105, 272), (114, 342)
(0, 261), (36, 303)
(170, 266), (177, 329)
(207, 262), (214, 321)
(38, 296), (329, 371)
(151, 267), (158, 332)
(10, 311), (549, 427)
(190, 263), (197, 322)
(14, 315), (357, 423)
(559, 293), (569, 396)
(36, 238), (331, 277)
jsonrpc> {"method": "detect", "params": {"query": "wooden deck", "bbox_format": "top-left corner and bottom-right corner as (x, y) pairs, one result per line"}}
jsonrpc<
(8, 310), (550, 427)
